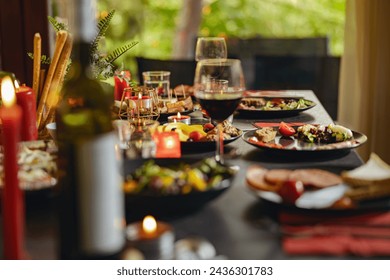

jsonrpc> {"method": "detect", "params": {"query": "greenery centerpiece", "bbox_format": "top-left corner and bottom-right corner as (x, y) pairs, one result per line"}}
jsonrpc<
(31, 9), (138, 133)
(29, 9), (138, 80)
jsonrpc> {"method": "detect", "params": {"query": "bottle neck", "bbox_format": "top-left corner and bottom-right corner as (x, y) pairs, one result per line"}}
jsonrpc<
(73, 42), (92, 69)
(68, 41), (94, 80)
(79, 42), (92, 66)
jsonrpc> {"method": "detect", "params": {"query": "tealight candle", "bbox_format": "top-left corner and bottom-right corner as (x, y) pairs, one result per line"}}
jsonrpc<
(128, 94), (152, 109)
(126, 215), (175, 260)
(167, 112), (191, 124)
(159, 97), (177, 107)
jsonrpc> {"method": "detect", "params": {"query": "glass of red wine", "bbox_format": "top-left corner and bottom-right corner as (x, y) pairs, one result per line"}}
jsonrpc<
(194, 58), (245, 163)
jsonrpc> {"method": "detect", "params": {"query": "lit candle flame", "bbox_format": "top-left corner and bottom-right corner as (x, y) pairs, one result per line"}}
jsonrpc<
(177, 112), (181, 119)
(138, 92), (142, 100)
(142, 215), (157, 234)
(1, 76), (16, 107)
(14, 79), (20, 90)
(173, 118), (177, 123)
(165, 136), (174, 149)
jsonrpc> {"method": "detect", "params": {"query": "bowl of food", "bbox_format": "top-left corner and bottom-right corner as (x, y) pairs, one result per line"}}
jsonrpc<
(123, 157), (236, 220)
(157, 119), (243, 153)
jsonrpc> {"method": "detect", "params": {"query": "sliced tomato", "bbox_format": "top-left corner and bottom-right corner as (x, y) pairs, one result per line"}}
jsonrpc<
(279, 122), (296, 137)
(271, 98), (284, 105)
(203, 123), (215, 132)
(189, 131), (203, 142)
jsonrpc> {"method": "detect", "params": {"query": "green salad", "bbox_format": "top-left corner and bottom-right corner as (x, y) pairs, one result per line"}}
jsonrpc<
(124, 158), (234, 195)
(262, 98), (314, 111)
(239, 98), (314, 111)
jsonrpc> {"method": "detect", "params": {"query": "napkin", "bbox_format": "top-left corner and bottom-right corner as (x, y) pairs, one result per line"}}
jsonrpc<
(253, 122), (306, 128)
(280, 211), (390, 257)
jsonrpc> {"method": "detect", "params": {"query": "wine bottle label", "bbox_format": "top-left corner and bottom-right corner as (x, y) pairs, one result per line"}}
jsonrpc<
(76, 132), (125, 255)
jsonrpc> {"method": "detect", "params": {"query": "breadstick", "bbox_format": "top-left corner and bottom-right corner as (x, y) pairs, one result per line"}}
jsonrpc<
(38, 34), (73, 129)
(37, 69), (46, 105)
(40, 34), (73, 130)
(36, 30), (68, 127)
(33, 33), (41, 97)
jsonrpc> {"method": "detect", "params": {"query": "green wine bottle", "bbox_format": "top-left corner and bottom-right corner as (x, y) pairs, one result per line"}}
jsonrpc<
(56, 0), (125, 259)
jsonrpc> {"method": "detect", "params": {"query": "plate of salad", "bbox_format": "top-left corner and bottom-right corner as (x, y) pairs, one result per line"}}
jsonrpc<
(236, 97), (316, 118)
(123, 157), (237, 219)
(242, 122), (367, 156)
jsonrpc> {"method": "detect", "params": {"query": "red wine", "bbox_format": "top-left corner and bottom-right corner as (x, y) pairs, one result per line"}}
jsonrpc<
(196, 91), (243, 122)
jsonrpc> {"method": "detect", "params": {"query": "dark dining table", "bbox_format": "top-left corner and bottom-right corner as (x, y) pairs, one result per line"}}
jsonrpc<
(1, 90), (367, 260)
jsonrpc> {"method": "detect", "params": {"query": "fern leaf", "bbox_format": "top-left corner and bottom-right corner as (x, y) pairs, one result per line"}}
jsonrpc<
(90, 10), (115, 56)
(48, 16), (67, 32)
(27, 53), (51, 65)
(40, 55), (52, 65)
(104, 41), (139, 64)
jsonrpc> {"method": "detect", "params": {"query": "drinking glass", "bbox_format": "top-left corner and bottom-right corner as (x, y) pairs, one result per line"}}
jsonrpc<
(193, 59), (245, 163)
(142, 71), (171, 96)
(112, 119), (133, 149)
(126, 120), (159, 159)
(195, 37), (227, 62)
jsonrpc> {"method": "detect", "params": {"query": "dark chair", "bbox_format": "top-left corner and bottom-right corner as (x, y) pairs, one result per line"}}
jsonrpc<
(227, 37), (330, 57)
(136, 57), (197, 88)
(226, 37), (330, 91)
(253, 55), (340, 120)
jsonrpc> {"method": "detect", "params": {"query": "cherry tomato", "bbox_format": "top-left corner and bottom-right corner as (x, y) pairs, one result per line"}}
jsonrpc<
(279, 122), (296, 137)
(277, 180), (304, 204)
(203, 123), (215, 132)
(189, 131), (203, 142)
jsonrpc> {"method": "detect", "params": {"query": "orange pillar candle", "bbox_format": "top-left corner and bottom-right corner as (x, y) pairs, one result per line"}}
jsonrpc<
(154, 132), (181, 158)
(0, 76), (25, 259)
(15, 83), (38, 141)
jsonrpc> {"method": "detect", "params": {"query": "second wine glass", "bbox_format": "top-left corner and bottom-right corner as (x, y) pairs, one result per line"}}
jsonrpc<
(195, 37), (227, 62)
(193, 58), (245, 164)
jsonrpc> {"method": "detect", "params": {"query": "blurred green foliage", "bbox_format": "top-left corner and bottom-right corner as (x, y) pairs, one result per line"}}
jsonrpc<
(97, 0), (345, 78)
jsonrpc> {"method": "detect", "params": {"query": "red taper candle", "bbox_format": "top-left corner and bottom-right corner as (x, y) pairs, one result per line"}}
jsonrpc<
(0, 76), (25, 259)
(15, 84), (38, 141)
(114, 76), (129, 101)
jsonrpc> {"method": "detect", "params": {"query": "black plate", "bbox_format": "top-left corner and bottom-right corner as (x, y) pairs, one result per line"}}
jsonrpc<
(237, 97), (316, 118)
(123, 158), (234, 220)
(159, 118), (243, 153)
(0, 140), (57, 191)
(181, 132), (242, 153)
(242, 129), (367, 156)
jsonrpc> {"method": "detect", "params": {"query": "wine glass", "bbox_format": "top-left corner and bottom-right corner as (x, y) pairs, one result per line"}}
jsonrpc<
(194, 58), (245, 164)
(195, 37), (227, 61)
